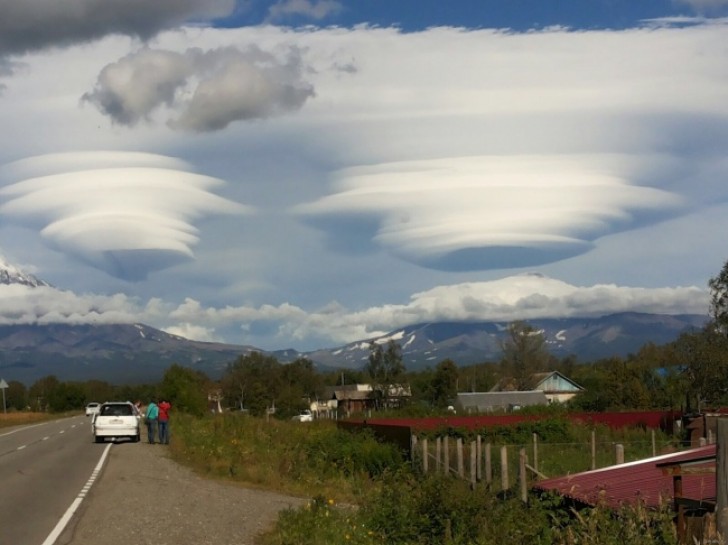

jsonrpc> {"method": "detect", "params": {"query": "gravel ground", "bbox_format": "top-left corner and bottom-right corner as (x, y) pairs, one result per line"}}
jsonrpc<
(58, 441), (305, 545)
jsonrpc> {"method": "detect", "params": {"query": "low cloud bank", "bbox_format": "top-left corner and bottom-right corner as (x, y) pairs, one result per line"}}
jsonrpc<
(0, 274), (708, 349)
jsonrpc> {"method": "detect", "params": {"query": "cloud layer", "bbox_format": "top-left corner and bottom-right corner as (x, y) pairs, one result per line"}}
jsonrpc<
(0, 152), (249, 280)
(0, 273), (709, 347)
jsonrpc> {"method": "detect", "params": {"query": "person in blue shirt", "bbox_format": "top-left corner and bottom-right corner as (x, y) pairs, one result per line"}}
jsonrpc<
(145, 399), (159, 444)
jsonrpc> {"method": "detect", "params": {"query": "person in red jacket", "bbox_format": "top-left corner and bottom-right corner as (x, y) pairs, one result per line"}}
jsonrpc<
(157, 399), (171, 445)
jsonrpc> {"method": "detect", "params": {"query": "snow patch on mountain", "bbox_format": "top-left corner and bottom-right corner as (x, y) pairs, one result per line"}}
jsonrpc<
(0, 255), (52, 288)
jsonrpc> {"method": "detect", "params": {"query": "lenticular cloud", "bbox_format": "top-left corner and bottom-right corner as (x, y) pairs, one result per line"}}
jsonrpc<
(0, 151), (249, 281)
(297, 154), (684, 271)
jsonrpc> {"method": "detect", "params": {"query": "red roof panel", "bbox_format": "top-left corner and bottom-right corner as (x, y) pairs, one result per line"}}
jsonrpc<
(532, 445), (716, 509)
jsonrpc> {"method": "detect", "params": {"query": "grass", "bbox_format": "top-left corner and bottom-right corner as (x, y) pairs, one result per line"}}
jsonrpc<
(168, 413), (404, 502)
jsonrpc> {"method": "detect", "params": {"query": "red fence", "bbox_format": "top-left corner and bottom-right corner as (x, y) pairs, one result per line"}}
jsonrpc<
(348, 410), (680, 433)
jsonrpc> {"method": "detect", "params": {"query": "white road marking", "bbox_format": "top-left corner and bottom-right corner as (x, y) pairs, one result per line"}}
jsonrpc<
(17, 445), (26, 450)
(41, 443), (113, 545)
(0, 422), (48, 438)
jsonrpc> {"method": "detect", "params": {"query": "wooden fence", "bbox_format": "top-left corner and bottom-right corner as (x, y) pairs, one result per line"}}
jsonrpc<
(410, 429), (686, 502)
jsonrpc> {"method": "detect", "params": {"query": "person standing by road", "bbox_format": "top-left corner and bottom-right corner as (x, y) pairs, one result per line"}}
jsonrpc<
(145, 399), (159, 444)
(158, 399), (171, 445)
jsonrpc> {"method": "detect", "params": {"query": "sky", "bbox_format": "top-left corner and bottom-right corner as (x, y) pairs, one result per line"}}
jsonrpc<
(0, 0), (727, 352)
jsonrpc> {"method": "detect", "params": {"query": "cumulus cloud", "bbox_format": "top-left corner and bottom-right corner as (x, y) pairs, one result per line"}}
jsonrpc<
(83, 46), (315, 131)
(297, 154), (684, 271)
(0, 151), (250, 281)
(0, 0), (234, 72)
(267, 0), (343, 22)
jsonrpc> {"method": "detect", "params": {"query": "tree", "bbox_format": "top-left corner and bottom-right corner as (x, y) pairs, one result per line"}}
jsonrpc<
(277, 357), (323, 416)
(499, 321), (549, 389)
(221, 352), (282, 416)
(5, 380), (28, 411)
(48, 382), (86, 412)
(159, 364), (210, 416)
(430, 359), (459, 408)
(29, 375), (60, 411)
(670, 327), (728, 411)
(366, 341), (406, 409)
(709, 258), (728, 335)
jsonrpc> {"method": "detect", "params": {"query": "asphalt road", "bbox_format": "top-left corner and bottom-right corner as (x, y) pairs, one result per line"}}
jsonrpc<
(0, 416), (108, 545)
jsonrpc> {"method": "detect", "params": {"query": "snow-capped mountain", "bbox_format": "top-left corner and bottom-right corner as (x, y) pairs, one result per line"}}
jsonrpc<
(292, 312), (709, 370)
(0, 256), (710, 382)
(0, 256), (52, 288)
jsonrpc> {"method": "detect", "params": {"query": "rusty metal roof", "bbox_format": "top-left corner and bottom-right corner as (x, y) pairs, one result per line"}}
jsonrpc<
(532, 445), (716, 509)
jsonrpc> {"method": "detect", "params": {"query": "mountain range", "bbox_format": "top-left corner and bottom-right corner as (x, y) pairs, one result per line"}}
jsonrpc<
(0, 259), (709, 384)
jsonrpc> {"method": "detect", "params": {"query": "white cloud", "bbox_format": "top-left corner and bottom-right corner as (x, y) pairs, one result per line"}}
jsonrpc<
(0, 151), (250, 280)
(0, 274), (708, 349)
(297, 154), (684, 270)
(83, 45), (315, 131)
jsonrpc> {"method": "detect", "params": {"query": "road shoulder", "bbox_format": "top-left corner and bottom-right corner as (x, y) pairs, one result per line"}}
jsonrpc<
(59, 442), (304, 545)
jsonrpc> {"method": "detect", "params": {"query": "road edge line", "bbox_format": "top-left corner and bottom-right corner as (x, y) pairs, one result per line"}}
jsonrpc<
(41, 442), (113, 545)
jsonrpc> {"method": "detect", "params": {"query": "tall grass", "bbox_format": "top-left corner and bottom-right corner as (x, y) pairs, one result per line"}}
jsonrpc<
(169, 413), (405, 501)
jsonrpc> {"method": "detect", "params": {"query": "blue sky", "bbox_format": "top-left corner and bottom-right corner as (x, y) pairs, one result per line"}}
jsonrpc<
(0, 0), (727, 352)
(222, 0), (727, 30)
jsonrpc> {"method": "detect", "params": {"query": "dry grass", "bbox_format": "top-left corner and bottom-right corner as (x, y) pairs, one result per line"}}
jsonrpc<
(0, 411), (70, 429)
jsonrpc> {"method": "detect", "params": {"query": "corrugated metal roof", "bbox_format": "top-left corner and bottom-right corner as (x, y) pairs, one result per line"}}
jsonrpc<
(532, 445), (716, 509)
(456, 391), (548, 412)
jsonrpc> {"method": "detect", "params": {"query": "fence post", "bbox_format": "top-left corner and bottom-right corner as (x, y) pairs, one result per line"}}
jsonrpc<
(716, 419), (728, 544)
(591, 430), (596, 470)
(444, 435), (450, 476)
(519, 448), (528, 503)
(436, 437), (442, 473)
(532, 433), (539, 475)
(500, 445), (509, 491)
(457, 438), (464, 478)
(615, 443), (624, 465)
(411, 435), (418, 467)
(470, 441), (477, 488)
(476, 435), (483, 481)
(485, 442), (492, 485)
(651, 429), (656, 456)
(422, 438), (429, 474)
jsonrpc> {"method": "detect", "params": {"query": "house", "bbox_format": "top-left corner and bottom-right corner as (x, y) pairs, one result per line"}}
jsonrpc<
(491, 371), (584, 404)
(327, 383), (412, 415)
(329, 384), (375, 416)
(455, 391), (549, 414)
